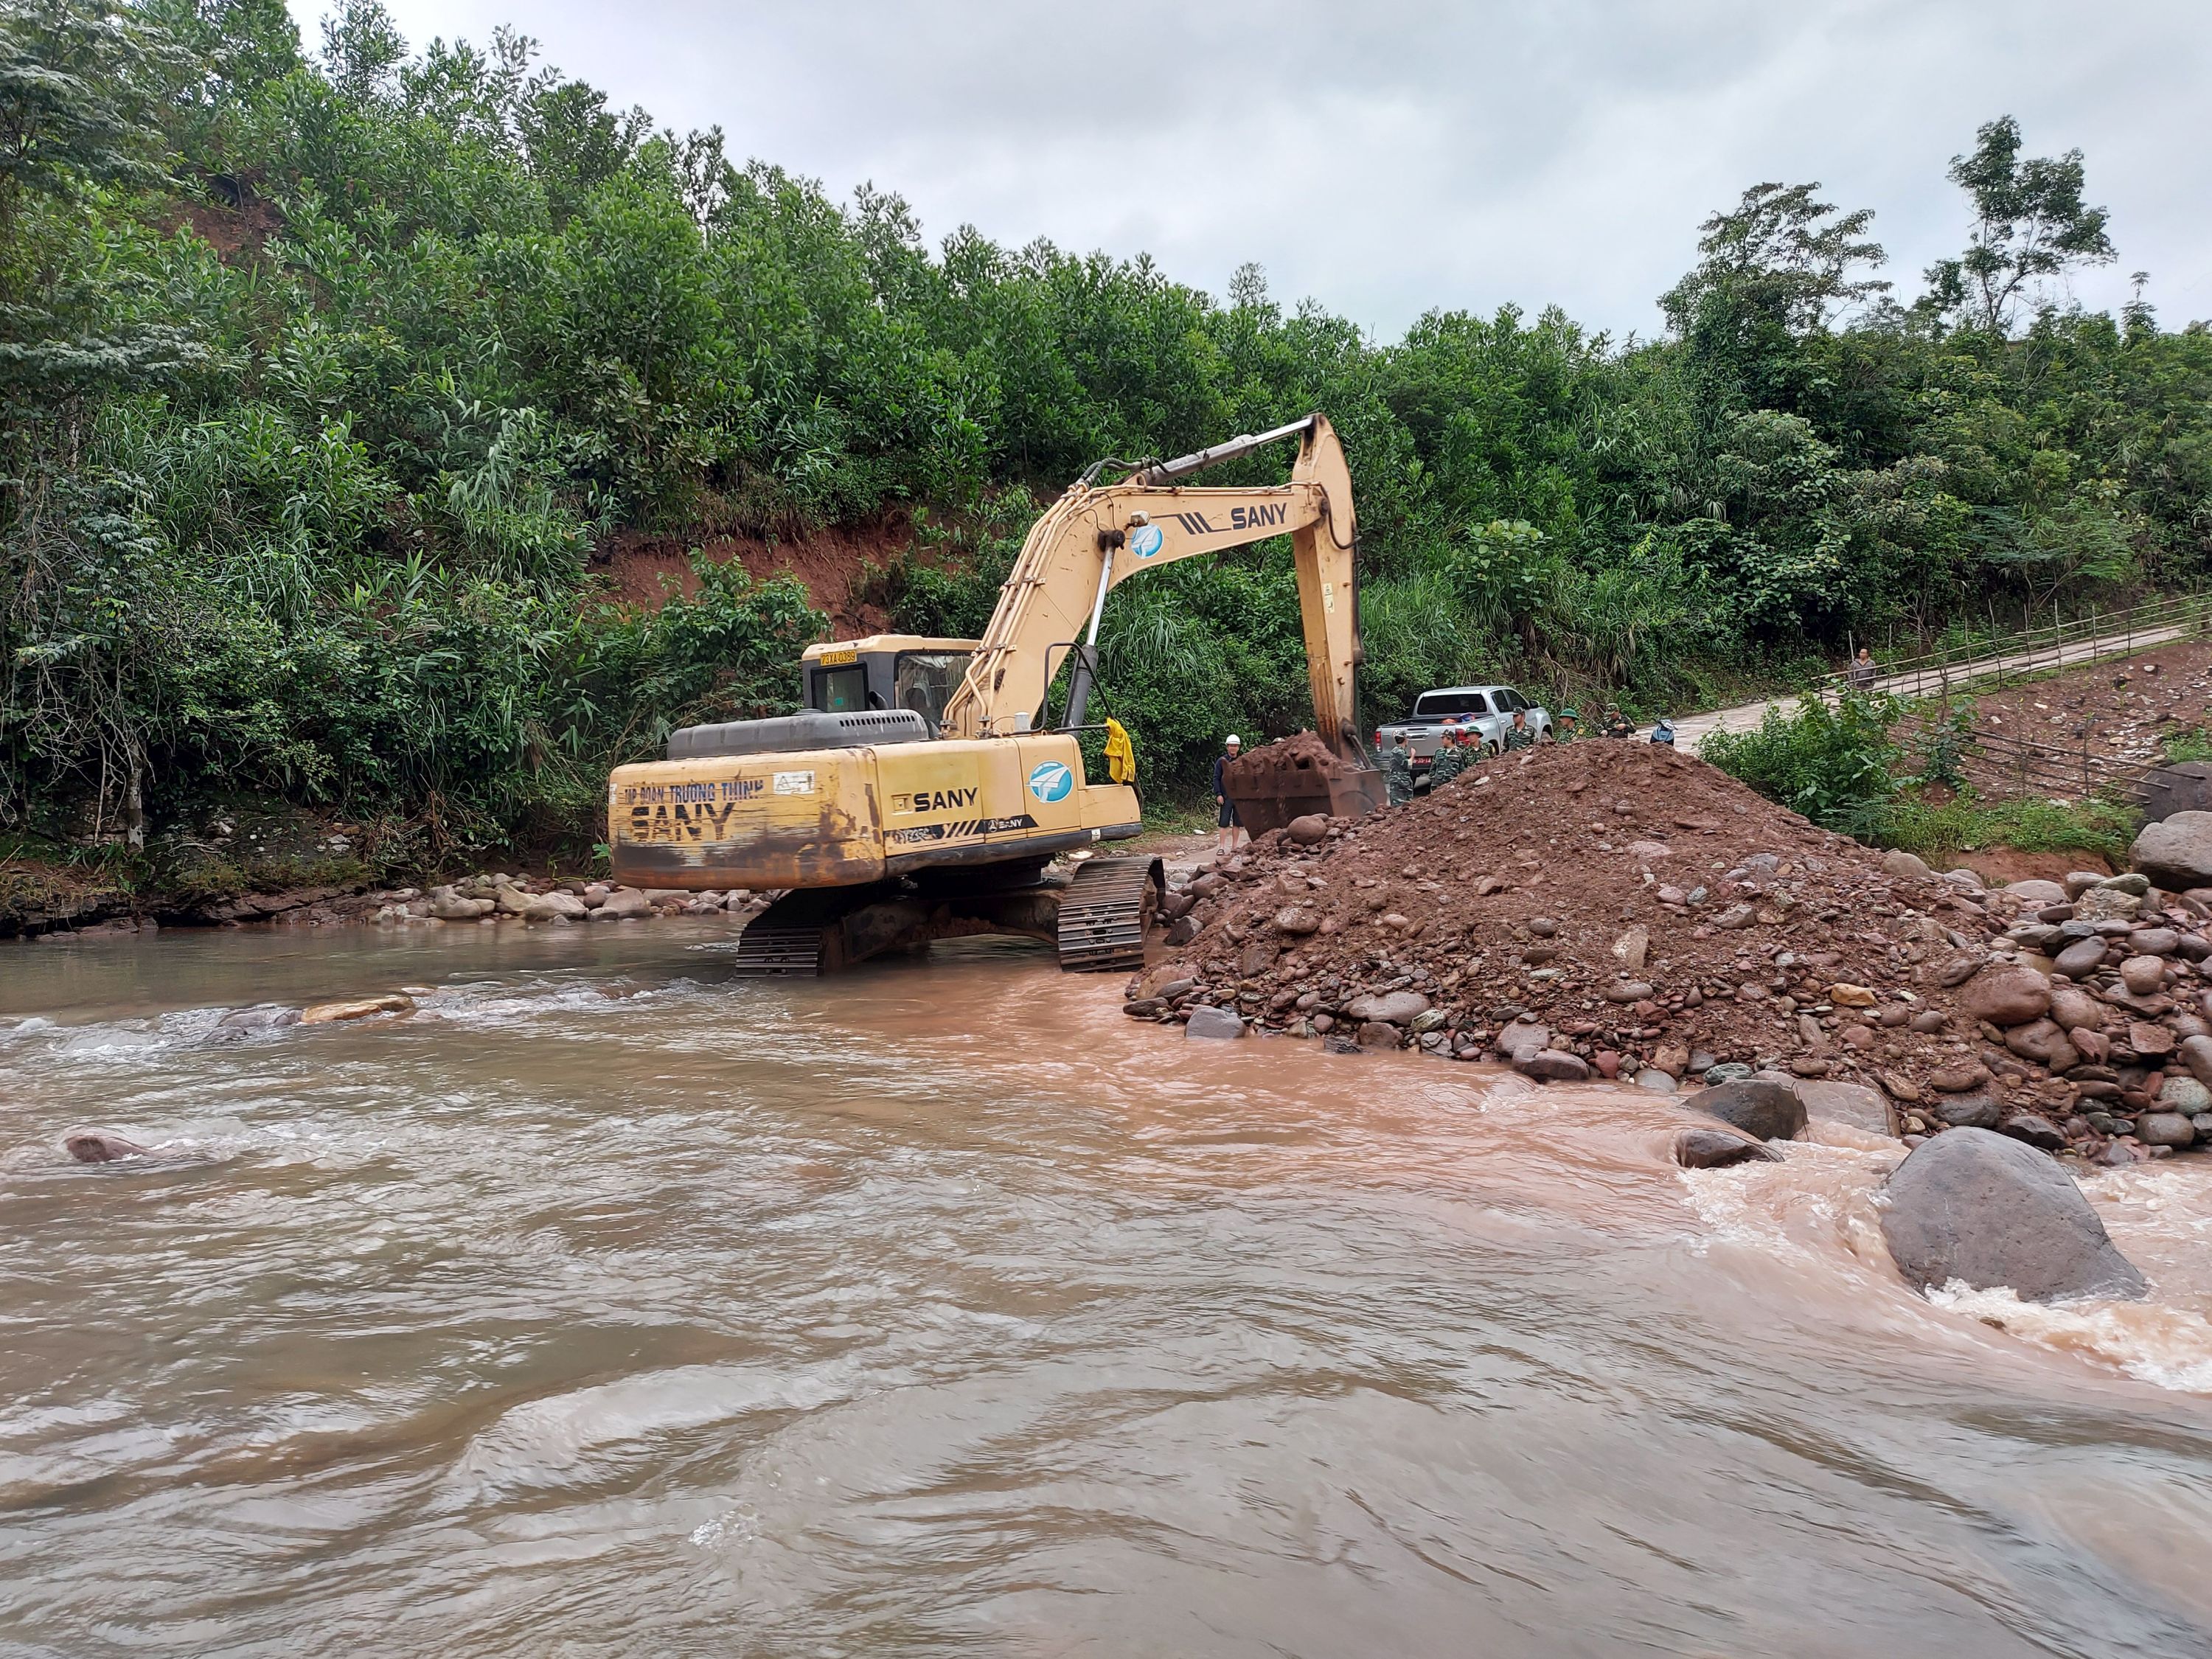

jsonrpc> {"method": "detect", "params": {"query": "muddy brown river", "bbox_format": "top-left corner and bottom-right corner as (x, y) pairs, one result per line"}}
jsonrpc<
(4, 922), (2212, 1655)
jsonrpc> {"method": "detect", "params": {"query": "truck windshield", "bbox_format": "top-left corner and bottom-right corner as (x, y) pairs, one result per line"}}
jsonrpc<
(1413, 691), (1489, 718)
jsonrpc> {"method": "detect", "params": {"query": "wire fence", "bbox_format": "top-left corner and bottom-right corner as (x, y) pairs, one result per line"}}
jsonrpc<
(1827, 591), (2212, 704)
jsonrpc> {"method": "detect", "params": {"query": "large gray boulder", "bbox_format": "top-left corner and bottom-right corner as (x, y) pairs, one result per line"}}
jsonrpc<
(1691, 1079), (1806, 1141)
(2132, 810), (2212, 891)
(1184, 1006), (1245, 1041)
(1879, 1128), (2147, 1303)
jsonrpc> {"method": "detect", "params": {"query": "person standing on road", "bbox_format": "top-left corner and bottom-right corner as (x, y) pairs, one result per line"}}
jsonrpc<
(1502, 708), (1537, 751)
(1848, 647), (1878, 694)
(1385, 731), (1414, 806)
(1548, 706), (1579, 742)
(1213, 734), (1246, 858)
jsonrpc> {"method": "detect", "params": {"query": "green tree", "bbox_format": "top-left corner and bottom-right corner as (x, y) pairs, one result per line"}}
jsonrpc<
(1923, 116), (2115, 335)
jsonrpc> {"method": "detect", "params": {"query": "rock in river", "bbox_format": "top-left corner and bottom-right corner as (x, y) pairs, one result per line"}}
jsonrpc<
(1691, 1079), (1806, 1142)
(1517, 1049), (1590, 1082)
(1879, 1128), (2148, 1302)
(299, 993), (414, 1024)
(64, 1128), (152, 1163)
(1674, 1127), (1781, 1169)
(1183, 1006), (1245, 1041)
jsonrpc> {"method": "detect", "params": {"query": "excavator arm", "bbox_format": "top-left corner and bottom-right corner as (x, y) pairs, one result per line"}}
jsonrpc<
(939, 414), (1365, 757)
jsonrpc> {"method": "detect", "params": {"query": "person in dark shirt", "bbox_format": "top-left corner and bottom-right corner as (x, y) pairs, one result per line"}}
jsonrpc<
(1213, 734), (1245, 858)
(1847, 647), (1878, 693)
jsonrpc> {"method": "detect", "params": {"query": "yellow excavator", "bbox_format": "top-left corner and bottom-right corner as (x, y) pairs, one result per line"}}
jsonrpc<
(607, 412), (1382, 973)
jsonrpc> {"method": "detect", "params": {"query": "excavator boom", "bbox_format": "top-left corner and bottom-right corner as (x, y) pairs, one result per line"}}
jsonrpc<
(942, 413), (1366, 759)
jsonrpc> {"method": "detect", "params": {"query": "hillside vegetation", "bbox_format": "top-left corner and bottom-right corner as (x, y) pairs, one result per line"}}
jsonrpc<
(5, 1), (2211, 866)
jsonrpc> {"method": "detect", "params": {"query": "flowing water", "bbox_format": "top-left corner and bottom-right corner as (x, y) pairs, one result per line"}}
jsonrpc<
(3, 923), (2212, 1657)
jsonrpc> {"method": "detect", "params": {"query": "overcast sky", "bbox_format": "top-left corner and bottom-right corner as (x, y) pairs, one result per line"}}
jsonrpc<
(295, 0), (2212, 340)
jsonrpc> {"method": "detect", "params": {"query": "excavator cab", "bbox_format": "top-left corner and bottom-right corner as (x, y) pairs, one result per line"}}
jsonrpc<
(799, 635), (981, 730)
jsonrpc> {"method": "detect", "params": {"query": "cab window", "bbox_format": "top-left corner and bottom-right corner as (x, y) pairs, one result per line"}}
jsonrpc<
(1413, 690), (1489, 719)
(808, 664), (868, 712)
(893, 652), (972, 729)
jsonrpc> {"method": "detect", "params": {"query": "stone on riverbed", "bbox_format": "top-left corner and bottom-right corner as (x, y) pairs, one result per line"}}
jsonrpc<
(1183, 1006), (1245, 1040)
(218, 1004), (300, 1031)
(1673, 1127), (1782, 1169)
(1690, 1079), (1806, 1141)
(589, 888), (651, 921)
(299, 993), (415, 1024)
(64, 1128), (151, 1163)
(1879, 1127), (2147, 1302)
(1517, 1048), (1590, 1082)
(1793, 1079), (1891, 1134)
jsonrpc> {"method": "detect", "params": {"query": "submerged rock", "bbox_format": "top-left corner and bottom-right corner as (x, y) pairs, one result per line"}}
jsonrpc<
(1879, 1127), (2147, 1303)
(1673, 1127), (1782, 1169)
(1183, 1006), (1244, 1041)
(299, 993), (415, 1025)
(1690, 1079), (1806, 1142)
(63, 1129), (151, 1163)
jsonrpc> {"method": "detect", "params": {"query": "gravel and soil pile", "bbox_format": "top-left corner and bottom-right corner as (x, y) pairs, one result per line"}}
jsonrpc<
(1131, 740), (2212, 1166)
(1223, 729), (1363, 793)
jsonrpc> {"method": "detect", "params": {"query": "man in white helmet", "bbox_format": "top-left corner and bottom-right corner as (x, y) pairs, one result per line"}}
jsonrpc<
(1214, 734), (1247, 859)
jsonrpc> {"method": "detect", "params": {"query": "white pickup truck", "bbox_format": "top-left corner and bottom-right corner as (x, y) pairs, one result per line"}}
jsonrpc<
(1374, 685), (1553, 779)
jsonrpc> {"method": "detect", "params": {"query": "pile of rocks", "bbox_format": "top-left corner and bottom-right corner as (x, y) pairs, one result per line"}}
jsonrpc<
(1127, 742), (2212, 1165)
(366, 872), (765, 926)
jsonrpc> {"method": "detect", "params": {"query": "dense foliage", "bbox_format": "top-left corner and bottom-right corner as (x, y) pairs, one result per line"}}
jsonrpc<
(5, 0), (2210, 852)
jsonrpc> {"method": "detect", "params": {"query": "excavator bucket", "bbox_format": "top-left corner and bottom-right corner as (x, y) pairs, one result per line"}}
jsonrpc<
(1220, 733), (1385, 835)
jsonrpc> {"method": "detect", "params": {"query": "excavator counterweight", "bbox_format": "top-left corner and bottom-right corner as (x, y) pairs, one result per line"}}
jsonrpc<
(607, 413), (1380, 972)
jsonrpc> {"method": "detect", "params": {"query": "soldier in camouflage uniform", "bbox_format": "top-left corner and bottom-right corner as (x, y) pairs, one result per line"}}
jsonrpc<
(1428, 723), (1470, 788)
(1551, 706), (1580, 742)
(1500, 708), (1538, 751)
(1385, 732), (1414, 806)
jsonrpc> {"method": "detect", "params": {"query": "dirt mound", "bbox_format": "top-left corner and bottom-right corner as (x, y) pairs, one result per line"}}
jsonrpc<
(1136, 742), (2175, 1150)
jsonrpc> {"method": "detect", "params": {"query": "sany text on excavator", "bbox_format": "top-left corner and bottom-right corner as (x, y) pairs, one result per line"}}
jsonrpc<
(606, 413), (1382, 973)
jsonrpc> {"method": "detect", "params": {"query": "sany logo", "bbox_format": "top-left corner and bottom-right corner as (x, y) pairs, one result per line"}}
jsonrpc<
(1027, 760), (1074, 802)
(1128, 523), (1164, 559)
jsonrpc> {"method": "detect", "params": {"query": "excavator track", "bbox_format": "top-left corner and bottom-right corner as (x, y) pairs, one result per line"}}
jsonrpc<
(728, 925), (826, 976)
(1054, 855), (1164, 973)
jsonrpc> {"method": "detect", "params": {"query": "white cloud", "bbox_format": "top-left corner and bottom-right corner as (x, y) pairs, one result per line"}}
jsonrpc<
(293, 0), (2212, 334)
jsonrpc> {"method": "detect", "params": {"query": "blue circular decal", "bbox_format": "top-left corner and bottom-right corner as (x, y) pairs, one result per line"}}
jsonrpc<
(1128, 523), (1164, 559)
(1028, 761), (1074, 802)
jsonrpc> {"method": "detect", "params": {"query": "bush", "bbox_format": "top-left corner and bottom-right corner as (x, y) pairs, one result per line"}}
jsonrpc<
(1697, 691), (1904, 835)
